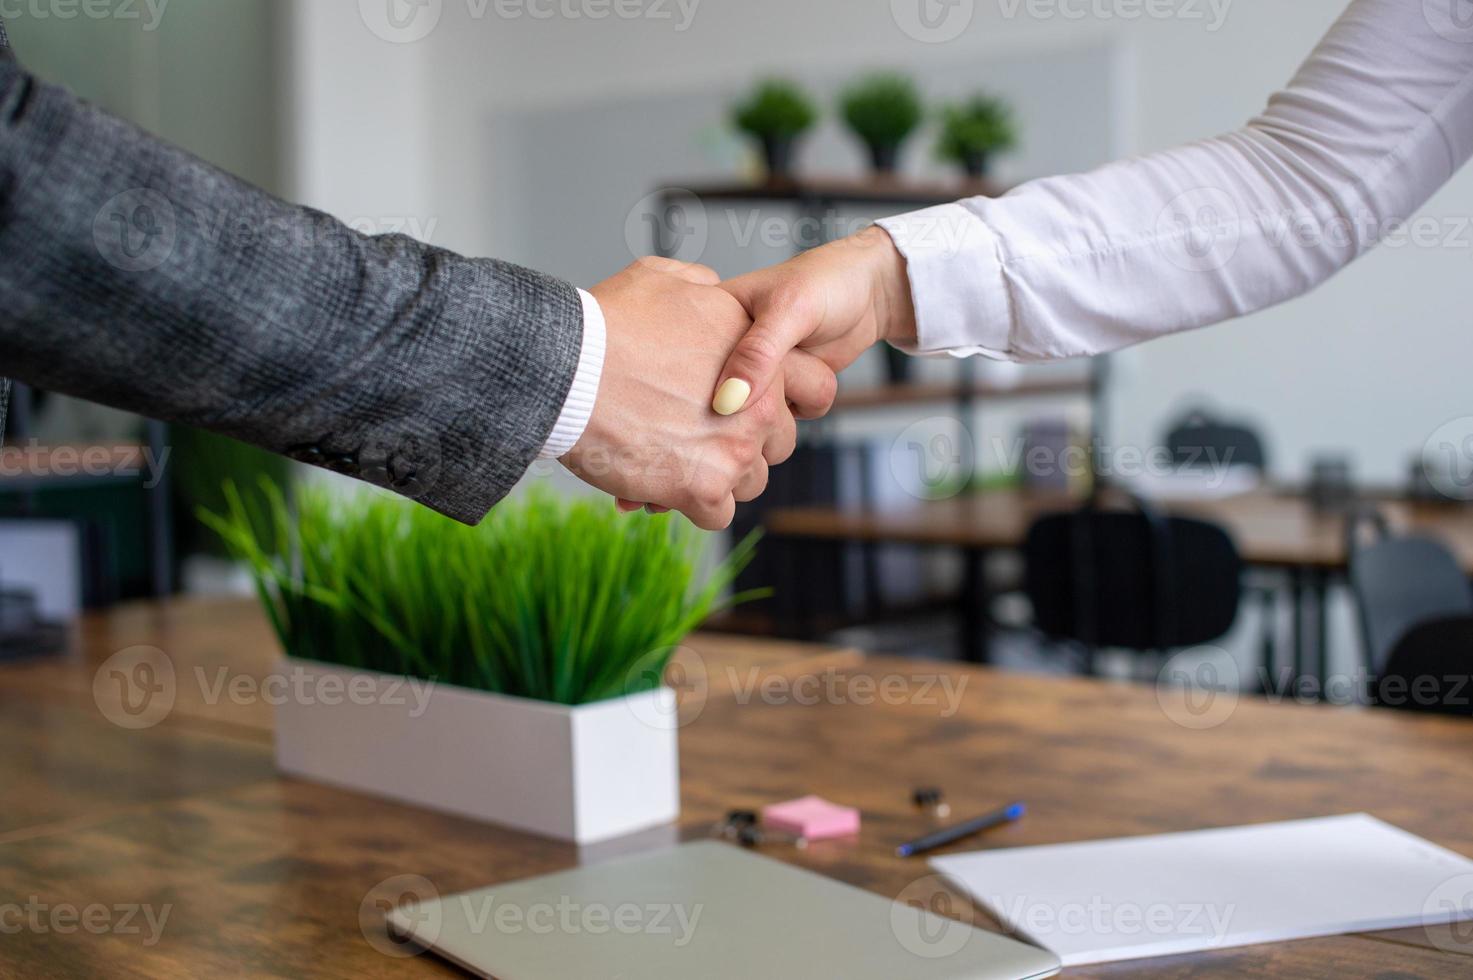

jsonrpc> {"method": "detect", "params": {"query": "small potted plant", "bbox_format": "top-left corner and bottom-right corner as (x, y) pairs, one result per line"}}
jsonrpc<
(936, 94), (1018, 179)
(201, 481), (762, 844)
(840, 72), (924, 176)
(731, 78), (818, 180)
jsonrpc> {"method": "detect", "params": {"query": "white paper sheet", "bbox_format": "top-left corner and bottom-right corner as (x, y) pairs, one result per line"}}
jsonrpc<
(931, 813), (1473, 966)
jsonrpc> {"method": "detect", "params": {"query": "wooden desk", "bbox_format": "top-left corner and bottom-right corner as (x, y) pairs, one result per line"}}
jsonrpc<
(3, 598), (1471, 977)
(832, 377), (1091, 412)
(765, 489), (1473, 572)
(765, 489), (1473, 669)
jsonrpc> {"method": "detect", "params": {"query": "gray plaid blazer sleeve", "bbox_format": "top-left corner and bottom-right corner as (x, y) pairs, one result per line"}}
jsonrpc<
(0, 41), (584, 525)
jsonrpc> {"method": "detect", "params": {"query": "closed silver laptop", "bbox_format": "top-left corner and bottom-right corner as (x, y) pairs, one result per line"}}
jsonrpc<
(388, 841), (1060, 979)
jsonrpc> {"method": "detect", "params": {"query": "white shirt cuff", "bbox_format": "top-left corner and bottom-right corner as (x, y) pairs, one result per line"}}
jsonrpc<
(877, 204), (1017, 361)
(538, 288), (607, 460)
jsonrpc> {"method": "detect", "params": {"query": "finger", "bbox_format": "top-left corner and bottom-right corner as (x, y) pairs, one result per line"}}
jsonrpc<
(683, 492), (736, 532)
(644, 504), (670, 515)
(761, 408), (798, 468)
(733, 459), (770, 503)
(712, 276), (813, 417)
(616, 499), (643, 513)
(781, 348), (839, 421)
(634, 256), (720, 285)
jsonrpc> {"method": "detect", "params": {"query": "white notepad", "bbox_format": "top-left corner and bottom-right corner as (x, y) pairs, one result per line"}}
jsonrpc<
(931, 813), (1473, 966)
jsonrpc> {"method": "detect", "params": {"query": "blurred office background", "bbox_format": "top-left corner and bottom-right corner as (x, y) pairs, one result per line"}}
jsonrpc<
(5, 0), (1473, 705)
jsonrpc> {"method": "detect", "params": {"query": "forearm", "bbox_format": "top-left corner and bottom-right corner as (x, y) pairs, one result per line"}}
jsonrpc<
(0, 52), (584, 523)
(879, 0), (1473, 361)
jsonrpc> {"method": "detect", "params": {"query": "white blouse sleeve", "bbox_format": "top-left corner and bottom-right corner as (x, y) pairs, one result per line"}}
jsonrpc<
(877, 0), (1473, 361)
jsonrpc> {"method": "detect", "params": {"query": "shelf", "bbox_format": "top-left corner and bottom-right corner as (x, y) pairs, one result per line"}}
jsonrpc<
(831, 376), (1091, 411)
(657, 174), (1007, 209)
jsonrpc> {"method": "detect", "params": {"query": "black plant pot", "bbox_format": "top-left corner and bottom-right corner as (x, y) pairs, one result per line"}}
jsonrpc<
(960, 149), (991, 180)
(760, 135), (797, 180)
(883, 345), (911, 384)
(867, 142), (901, 176)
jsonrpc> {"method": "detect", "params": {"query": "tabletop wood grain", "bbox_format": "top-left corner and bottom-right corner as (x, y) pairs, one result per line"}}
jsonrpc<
(2, 597), (1470, 978)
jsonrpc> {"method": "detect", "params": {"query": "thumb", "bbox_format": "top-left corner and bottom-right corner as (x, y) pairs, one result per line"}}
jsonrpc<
(713, 279), (812, 417)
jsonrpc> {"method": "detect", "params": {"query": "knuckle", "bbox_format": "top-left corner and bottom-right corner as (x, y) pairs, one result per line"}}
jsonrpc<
(748, 467), (770, 498)
(694, 479), (729, 511)
(746, 395), (780, 427)
(817, 369), (839, 407)
(737, 332), (783, 371)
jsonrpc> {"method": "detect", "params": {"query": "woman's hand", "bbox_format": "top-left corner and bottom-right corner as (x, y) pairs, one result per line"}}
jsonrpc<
(711, 225), (918, 416)
(567, 257), (835, 529)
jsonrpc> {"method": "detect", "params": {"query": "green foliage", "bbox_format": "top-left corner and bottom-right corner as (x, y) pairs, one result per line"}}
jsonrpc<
(839, 72), (924, 149)
(936, 94), (1019, 163)
(731, 79), (818, 139)
(199, 481), (765, 705)
(170, 426), (292, 557)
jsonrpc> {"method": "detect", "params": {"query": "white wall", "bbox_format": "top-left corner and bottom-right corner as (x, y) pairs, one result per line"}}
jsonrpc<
(7, 0), (286, 192)
(283, 0), (433, 227)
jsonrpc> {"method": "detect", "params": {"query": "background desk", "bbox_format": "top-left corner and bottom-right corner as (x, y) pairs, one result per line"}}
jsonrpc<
(765, 488), (1473, 675)
(2, 598), (1471, 977)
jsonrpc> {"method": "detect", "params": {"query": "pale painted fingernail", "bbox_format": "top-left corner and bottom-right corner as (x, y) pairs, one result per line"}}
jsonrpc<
(713, 378), (751, 416)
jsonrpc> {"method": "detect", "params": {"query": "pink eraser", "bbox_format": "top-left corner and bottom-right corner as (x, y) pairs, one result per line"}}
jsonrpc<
(761, 795), (861, 841)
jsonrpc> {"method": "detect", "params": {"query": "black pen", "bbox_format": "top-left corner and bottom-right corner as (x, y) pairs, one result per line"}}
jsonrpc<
(896, 802), (1026, 857)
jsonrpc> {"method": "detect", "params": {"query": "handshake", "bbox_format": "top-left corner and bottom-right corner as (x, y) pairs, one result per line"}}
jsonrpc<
(561, 226), (918, 530)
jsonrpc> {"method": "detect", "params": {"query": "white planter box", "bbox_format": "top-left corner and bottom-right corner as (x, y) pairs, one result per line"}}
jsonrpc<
(273, 659), (680, 844)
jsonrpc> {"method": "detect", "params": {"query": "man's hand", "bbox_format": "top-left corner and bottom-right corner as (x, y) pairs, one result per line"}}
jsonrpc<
(711, 225), (918, 416)
(564, 258), (836, 530)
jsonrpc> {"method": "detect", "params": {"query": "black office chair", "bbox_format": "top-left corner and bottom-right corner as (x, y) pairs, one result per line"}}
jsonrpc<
(1370, 616), (1473, 716)
(1024, 494), (1243, 676)
(1347, 508), (1473, 707)
(1164, 407), (1268, 472)
(1162, 406), (1283, 683)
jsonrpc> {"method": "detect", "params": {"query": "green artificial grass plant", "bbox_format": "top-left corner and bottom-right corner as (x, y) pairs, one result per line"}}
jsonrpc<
(200, 480), (764, 706)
